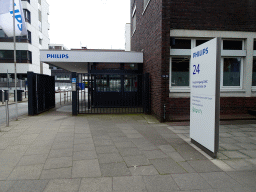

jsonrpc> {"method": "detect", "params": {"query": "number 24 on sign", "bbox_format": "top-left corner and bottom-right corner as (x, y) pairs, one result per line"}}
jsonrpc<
(193, 64), (200, 75)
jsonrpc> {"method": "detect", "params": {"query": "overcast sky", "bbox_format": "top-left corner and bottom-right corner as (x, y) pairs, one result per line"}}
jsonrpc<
(46, 0), (130, 50)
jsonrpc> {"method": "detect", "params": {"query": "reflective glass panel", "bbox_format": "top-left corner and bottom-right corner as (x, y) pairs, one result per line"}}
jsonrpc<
(223, 58), (241, 86)
(252, 59), (256, 86)
(171, 57), (190, 86)
(124, 75), (138, 92)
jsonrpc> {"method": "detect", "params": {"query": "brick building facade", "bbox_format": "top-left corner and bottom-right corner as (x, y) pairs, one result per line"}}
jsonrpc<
(130, 0), (256, 121)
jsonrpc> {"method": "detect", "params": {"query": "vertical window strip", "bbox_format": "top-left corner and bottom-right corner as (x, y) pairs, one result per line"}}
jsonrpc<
(144, 0), (150, 10)
(132, 6), (136, 34)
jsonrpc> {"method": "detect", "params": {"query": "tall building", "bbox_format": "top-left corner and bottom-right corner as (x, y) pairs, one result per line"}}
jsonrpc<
(0, 0), (51, 85)
(130, 0), (256, 121)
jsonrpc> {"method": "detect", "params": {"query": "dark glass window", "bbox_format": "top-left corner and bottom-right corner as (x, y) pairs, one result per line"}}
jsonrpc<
(23, 9), (31, 23)
(54, 46), (62, 50)
(0, 30), (5, 38)
(252, 59), (256, 86)
(0, 29), (31, 43)
(94, 63), (120, 70)
(124, 75), (138, 92)
(124, 64), (138, 70)
(21, 0), (30, 3)
(196, 39), (209, 46)
(254, 41), (256, 50)
(171, 39), (191, 49)
(96, 75), (121, 92)
(223, 40), (243, 50)
(171, 57), (190, 86)
(223, 58), (241, 86)
(27, 30), (31, 44)
(0, 50), (32, 63)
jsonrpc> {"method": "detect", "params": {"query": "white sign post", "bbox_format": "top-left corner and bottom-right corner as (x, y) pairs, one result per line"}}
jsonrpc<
(190, 38), (221, 158)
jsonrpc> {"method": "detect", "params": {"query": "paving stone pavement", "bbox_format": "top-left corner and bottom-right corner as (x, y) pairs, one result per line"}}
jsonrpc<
(0, 108), (255, 191)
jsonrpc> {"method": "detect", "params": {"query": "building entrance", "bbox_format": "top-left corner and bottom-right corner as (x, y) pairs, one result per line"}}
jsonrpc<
(40, 49), (146, 115)
(77, 70), (149, 114)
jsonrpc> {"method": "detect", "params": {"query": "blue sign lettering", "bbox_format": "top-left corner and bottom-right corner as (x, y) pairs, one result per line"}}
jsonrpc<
(193, 47), (208, 58)
(46, 54), (69, 59)
(10, 3), (23, 32)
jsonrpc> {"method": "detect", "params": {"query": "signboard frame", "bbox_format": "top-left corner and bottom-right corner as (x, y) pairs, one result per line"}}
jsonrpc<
(190, 37), (221, 158)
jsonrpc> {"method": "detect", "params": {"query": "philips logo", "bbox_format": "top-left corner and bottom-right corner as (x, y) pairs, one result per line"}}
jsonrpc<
(47, 54), (69, 59)
(10, 3), (23, 32)
(193, 47), (208, 58)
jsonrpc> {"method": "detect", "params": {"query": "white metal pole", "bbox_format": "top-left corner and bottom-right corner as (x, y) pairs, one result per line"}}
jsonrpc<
(13, 0), (18, 121)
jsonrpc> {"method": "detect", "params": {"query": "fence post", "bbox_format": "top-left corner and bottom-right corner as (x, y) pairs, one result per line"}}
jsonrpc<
(28, 71), (37, 116)
(2, 90), (4, 104)
(6, 100), (9, 127)
(72, 72), (77, 116)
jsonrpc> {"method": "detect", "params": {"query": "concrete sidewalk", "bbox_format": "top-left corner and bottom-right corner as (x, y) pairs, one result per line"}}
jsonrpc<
(0, 108), (255, 192)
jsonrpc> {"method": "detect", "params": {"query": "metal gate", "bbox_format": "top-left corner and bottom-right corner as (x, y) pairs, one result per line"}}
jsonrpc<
(77, 73), (149, 114)
(28, 72), (55, 115)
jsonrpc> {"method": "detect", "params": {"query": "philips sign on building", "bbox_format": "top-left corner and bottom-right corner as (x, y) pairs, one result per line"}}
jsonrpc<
(41, 50), (143, 63)
(190, 38), (221, 158)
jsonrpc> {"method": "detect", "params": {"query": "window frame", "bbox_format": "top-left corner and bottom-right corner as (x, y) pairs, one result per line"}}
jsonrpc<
(169, 56), (191, 91)
(169, 38), (245, 92)
(222, 39), (244, 50)
(220, 57), (243, 89)
(23, 9), (31, 24)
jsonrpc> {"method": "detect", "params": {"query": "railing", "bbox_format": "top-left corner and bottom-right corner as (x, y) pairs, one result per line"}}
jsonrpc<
(58, 91), (72, 105)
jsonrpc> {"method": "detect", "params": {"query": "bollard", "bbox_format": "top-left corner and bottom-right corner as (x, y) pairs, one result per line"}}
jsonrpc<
(60, 92), (61, 105)
(2, 90), (3, 104)
(163, 104), (166, 120)
(64, 92), (66, 104)
(6, 100), (9, 127)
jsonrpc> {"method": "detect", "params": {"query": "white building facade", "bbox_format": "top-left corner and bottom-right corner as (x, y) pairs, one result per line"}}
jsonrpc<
(0, 0), (51, 82)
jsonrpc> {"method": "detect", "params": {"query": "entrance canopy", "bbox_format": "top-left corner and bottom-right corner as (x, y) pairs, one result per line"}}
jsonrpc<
(40, 50), (143, 73)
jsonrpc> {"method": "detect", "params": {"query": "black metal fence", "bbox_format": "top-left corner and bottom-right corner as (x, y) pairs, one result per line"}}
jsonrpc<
(77, 73), (149, 114)
(28, 72), (55, 115)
